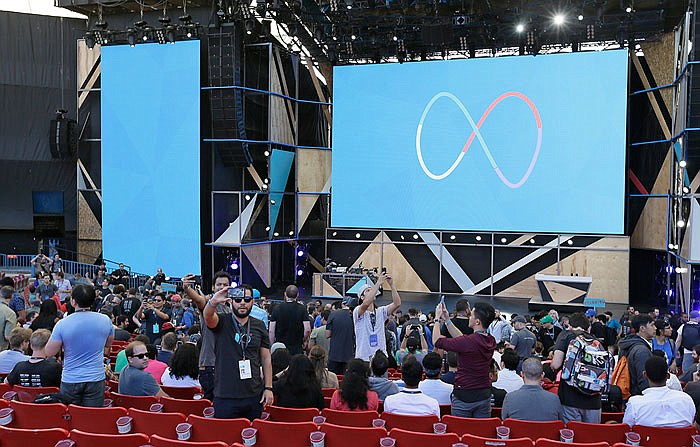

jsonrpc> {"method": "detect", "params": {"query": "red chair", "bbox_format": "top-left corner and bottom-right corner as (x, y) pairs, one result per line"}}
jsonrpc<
(186, 414), (249, 444)
(322, 388), (336, 398)
(461, 433), (534, 447)
(492, 406), (502, 418)
(601, 412), (624, 423)
(107, 379), (120, 391)
(321, 408), (378, 427)
(248, 419), (318, 447)
(68, 404), (128, 434)
(160, 396), (213, 416)
(149, 434), (228, 447)
(0, 383), (11, 395)
(8, 400), (69, 429)
(69, 429), (150, 447)
(12, 385), (60, 403)
(128, 407), (186, 438)
(160, 386), (203, 400)
(0, 426), (69, 447)
(381, 412), (439, 433)
(442, 415), (501, 438)
(321, 422), (387, 447)
(324, 397), (332, 408)
(389, 428), (460, 447)
(633, 425), (698, 447)
(567, 421), (631, 444)
(266, 405), (320, 422)
(503, 418), (565, 441)
(439, 404), (451, 417)
(110, 392), (159, 411)
(534, 440), (609, 447)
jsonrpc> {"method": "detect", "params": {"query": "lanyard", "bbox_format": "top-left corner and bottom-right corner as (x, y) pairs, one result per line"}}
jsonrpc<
(369, 311), (377, 332)
(232, 316), (251, 360)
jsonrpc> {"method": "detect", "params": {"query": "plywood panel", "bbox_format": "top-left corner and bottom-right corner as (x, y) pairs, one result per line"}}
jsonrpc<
(77, 193), (101, 240)
(77, 40), (100, 87)
(641, 32), (675, 114)
(243, 244), (272, 288)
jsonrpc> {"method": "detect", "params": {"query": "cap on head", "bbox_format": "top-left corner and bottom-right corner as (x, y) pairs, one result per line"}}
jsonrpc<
(356, 284), (371, 300)
(585, 309), (596, 318)
(691, 310), (700, 319)
(512, 316), (526, 324)
(539, 315), (554, 324)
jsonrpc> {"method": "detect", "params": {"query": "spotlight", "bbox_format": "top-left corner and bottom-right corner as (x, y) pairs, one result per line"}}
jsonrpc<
(450, 235), (456, 240)
(412, 234), (419, 240)
(231, 281), (238, 288)
(262, 184), (268, 190)
(501, 237), (507, 244)
(264, 150), (270, 156)
(332, 231), (337, 236)
(678, 220), (686, 228)
(400, 235), (405, 240)
(567, 240), (573, 245)
(273, 232), (279, 237)
(264, 178), (269, 184)
(166, 27), (176, 44)
(669, 243), (675, 249)
(476, 235), (482, 241)
(530, 239), (535, 244)
(553, 14), (565, 25)
(270, 200), (276, 205)
(245, 19), (255, 35)
(351, 34), (356, 40)
(245, 195), (251, 200)
(626, 6), (633, 13)
(677, 267), (688, 273)
(683, 187), (690, 194)
(296, 268), (304, 276)
(355, 233), (361, 238)
(578, 14), (584, 21)
(289, 231), (294, 236)
(680, 160), (687, 168)
(127, 29), (137, 47)
(297, 249), (305, 257)
(516, 24), (525, 33)
(84, 32), (95, 49)
(230, 260), (239, 270)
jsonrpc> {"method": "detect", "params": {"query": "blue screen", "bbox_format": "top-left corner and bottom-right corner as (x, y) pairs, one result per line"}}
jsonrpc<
(101, 41), (201, 276)
(33, 191), (64, 214)
(332, 50), (628, 234)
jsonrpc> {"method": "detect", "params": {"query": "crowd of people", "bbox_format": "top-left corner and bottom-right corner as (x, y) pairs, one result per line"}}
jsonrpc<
(1, 265), (700, 433)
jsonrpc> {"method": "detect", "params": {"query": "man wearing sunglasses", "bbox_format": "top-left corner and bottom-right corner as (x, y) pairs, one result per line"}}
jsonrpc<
(118, 341), (168, 397)
(203, 284), (273, 420)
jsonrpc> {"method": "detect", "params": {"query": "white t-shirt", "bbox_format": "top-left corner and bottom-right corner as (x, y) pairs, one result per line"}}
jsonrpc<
(418, 379), (453, 405)
(161, 368), (201, 388)
(384, 389), (440, 417)
(353, 305), (389, 361)
(623, 386), (695, 428)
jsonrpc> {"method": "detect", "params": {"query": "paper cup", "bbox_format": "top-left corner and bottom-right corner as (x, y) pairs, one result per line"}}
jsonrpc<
(560, 428), (574, 443)
(433, 422), (447, 434)
(193, 393), (204, 400)
(692, 434), (700, 447)
(103, 399), (113, 408)
(176, 423), (192, 441)
(310, 431), (325, 447)
(372, 419), (386, 428)
(116, 416), (133, 434)
(149, 403), (163, 413)
(242, 427), (258, 446)
(625, 432), (641, 446)
(54, 440), (75, 447)
(451, 444), (468, 447)
(379, 437), (396, 447)
(0, 408), (13, 426)
(203, 406), (215, 418)
(2, 391), (17, 401)
(259, 411), (270, 421)
(313, 416), (327, 425)
(496, 426), (510, 440)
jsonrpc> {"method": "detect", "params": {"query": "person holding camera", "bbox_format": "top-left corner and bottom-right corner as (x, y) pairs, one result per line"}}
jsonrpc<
(395, 324), (428, 365)
(203, 284), (273, 420)
(137, 292), (171, 344)
(353, 271), (402, 362)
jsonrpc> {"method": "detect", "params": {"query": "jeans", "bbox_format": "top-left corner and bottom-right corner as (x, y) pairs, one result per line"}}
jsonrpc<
(450, 395), (491, 418)
(61, 380), (105, 407)
(682, 352), (695, 373)
(199, 367), (215, 402)
(561, 405), (601, 424)
(214, 396), (263, 420)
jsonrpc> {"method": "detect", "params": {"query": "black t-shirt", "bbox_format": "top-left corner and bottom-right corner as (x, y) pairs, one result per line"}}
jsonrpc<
(212, 314), (270, 399)
(143, 308), (171, 343)
(270, 301), (307, 354)
(7, 358), (62, 388)
(440, 317), (474, 337)
(325, 309), (354, 363)
(684, 381), (700, 424)
(120, 297), (142, 320)
(491, 385), (506, 407)
(153, 273), (166, 285)
(553, 330), (602, 410)
(538, 326), (562, 354)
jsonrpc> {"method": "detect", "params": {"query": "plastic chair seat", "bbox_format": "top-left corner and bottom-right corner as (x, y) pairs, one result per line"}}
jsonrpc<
(461, 433), (534, 447)
(110, 392), (159, 411)
(149, 434), (229, 447)
(266, 405), (320, 422)
(442, 415), (501, 438)
(69, 429), (150, 447)
(128, 407), (187, 439)
(321, 408), (378, 427)
(186, 414), (250, 444)
(0, 426), (69, 447)
(389, 428), (460, 447)
(503, 418), (565, 440)
(68, 404), (128, 434)
(535, 439), (610, 447)
(160, 386), (203, 400)
(12, 385), (60, 403)
(633, 425), (698, 447)
(250, 419), (319, 447)
(320, 422), (387, 447)
(381, 411), (439, 433)
(160, 396), (213, 416)
(567, 421), (631, 444)
(9, 400), (69, 429)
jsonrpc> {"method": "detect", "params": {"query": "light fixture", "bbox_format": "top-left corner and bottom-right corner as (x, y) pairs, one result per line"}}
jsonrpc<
(264, 150), (270, 157)
(297, 249), (305, 257)
(351, 34), (356, 40)
(289, 230), (294, 236)
(677, 219), (686, 228)
(332, 231), (337, 237)
(680, 160), (687, 168)
(230, 260), (239, 270)
(476, 235), (482, 241)
(516, 24), (525, 33)
(263, 178), (269, 184)
(450, 235), (456, 240)
(127, 29), (137, 47)
(553, 14), (565, 25)
(578, 14), (584, 21)
(412, 234), (419, 240)
(669, 243), (675, 249)
(626, 6), (633, 13)
(245, 19), (255, 35)
(400, 235), (405, 240)
(355, 233), (361, 239)
(501, 237), (507, 243)
(677, 267), (688, 273)
(270, 200), (276, 205)
(567, 240), (573, 245)
(231, 281), (238, 288)
(265, 226), (270, 231)
(273, 232), (279, 237)
(296, 268), (304, 276)
(530, 238), (535, 244)
(245, 195), (251, 200)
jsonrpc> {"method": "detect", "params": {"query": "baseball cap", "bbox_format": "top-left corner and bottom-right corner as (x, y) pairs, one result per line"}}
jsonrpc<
(171, 294), (181, 302)
(161, 322), (175, 331)
(419, 314), (427, 323)
(356, 284), (371, 300)
(512, 316), (526, 324)
(540, 315), (554, 324)
(585, 309), (596, 318)
(252, 289), (261, 299)
(690, 310), (700, 319)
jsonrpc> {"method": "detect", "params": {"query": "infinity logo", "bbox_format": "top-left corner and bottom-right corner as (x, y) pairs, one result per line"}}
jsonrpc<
(415, 92), (542, 188)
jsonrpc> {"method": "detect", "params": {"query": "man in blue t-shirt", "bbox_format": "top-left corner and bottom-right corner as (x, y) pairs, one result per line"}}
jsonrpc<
(45, 284), (114, 407)
(119, 341), (167, 397)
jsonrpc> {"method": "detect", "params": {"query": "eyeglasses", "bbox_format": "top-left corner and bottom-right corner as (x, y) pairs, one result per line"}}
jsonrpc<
(233, 298), (254, 303)
(130, 353), (148, 359)
(154, 299), (163, 302)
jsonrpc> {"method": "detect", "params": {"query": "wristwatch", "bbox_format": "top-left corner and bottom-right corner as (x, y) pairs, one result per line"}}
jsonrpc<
(264, 386), (273, 391)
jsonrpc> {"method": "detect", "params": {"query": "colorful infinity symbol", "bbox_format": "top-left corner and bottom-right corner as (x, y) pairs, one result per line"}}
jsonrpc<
(415, 91), (542, 188)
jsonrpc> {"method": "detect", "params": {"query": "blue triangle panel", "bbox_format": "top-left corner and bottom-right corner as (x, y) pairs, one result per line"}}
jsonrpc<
(269, 149), (295, 236)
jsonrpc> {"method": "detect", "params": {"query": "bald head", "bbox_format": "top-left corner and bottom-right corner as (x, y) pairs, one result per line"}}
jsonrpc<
(285, 285), (299, 300)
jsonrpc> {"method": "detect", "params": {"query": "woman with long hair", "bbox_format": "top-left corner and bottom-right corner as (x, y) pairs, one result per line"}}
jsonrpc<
(161, 343), (200, 387)
(29, 299), (59, 331)
(330, 358), (379, 411)
(309, 345), (339, 389)
(273, 354), (324, 409)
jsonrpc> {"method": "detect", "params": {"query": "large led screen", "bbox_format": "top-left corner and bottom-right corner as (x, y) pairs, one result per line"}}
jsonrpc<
(331, 50), (628, 234)
(102, 41), (201, 276)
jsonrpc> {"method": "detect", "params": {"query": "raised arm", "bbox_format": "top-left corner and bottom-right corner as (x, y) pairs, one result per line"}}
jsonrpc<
(356, 272), (386, 318)
(203, 287), (230, 329)
(385, 274), (402, 315)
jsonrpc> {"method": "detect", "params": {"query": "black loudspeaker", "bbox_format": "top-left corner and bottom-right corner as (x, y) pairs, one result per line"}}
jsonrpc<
(49, 118), (78, 159)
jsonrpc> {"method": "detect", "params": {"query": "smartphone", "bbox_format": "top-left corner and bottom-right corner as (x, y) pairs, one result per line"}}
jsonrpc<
(382, 267), (387, 274)
(227, 287), (245, 299)
(439, 295), (445, 306)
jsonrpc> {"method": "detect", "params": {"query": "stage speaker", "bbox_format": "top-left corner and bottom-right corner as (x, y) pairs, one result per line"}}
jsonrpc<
(49, 118), (78, 159)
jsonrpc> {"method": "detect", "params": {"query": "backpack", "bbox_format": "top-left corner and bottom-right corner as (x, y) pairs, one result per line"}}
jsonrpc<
(611, 355), (631, 401)
(561, 334), (612, 395)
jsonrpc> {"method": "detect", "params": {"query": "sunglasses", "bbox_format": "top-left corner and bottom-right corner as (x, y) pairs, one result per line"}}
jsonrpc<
(130, 353), (148, 359)
(154, 299), (163, 302)
(233, 298), (254, 303)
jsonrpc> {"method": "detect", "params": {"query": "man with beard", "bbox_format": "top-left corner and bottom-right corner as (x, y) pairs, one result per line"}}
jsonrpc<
(203, 284), (273, 419)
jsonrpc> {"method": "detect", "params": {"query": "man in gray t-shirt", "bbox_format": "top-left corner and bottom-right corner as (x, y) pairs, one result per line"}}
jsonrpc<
(502, 357), (563, 421)
(508, 317), (537, 372)
(118, 341), (166, 397)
